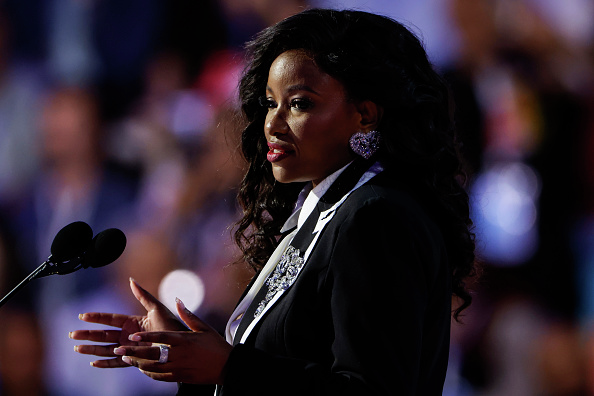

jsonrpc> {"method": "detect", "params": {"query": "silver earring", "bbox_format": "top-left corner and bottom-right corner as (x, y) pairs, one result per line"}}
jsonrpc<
(349, 130), (381, 159)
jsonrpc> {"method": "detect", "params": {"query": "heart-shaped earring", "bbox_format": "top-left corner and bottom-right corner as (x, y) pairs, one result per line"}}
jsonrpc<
(349, 130), (381, 159)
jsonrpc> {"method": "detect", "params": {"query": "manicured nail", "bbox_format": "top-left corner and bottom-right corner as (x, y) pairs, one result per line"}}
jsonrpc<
(177, 297), (193, 315)
(129, 334), (141, 342)
(74, 345), (79, 352)
(90, 362), (96, 367)
(122, 356), (132, 365)
(114, 347), (126, 355)
(78, 313), (84, 320)
(68, 332), (73, 339)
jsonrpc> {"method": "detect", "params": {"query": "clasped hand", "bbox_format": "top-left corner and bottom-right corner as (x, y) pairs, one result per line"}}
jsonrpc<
(69, 278), (232, 384)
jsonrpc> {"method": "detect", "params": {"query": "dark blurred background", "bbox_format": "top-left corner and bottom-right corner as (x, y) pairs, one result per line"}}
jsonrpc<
(0, 0), (592, 395)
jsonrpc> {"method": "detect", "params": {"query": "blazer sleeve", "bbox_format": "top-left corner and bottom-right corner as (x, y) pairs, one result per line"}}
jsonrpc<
(219, 193), (449, 396)
(176, 383), (215, 396)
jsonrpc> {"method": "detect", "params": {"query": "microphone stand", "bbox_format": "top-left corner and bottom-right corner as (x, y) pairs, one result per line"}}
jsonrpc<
(0, 260), (49, 309)
(0, 255), (87, 309)
(0, 227), (125, 309)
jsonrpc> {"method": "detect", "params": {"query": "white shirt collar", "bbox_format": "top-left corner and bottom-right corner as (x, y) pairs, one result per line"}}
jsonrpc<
(279, 161), (384, 233)
(227, 161), (383, 344)
(280, 162), (352, 233)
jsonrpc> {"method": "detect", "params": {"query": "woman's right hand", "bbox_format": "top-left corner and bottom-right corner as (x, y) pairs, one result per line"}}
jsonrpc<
(69, 278), (187, 368)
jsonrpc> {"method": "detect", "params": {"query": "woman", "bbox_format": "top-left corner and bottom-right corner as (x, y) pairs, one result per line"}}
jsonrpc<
(70, 8), (476, 395)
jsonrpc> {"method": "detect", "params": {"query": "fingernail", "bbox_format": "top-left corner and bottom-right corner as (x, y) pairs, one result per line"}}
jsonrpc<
(129, 334), (141, 342)
(177, 297), (193, 315)
(129, 277), (136, 283)
(114, 347), (126, 355)
(74, 345), (79, 352)
(90, 362), (95, 367)
(78, 313), (84, 320)
(68, 332), (73, 339)
(122, 356), (132, 365)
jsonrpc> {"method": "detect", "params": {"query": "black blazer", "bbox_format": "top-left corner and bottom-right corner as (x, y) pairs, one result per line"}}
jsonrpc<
(179, 171), (451, 396)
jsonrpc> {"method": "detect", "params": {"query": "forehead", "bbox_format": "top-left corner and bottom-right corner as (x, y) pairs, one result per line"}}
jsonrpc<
(267, 49), (343, 92)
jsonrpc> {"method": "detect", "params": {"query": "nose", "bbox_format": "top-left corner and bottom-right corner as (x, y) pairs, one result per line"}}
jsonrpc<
(264, 107), (289, 136)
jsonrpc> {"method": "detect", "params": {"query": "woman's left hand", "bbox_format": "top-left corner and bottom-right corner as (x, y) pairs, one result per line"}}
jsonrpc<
(113, 298), (232, 385)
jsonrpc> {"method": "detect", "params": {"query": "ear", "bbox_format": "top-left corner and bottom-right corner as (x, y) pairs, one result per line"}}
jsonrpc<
(355, 100), (383, 132)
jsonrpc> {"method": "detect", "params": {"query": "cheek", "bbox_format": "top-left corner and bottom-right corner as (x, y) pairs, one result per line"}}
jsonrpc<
(291, 121), (324, 154)
(293, 111), (339, 139)
(295, 123), (351, 162)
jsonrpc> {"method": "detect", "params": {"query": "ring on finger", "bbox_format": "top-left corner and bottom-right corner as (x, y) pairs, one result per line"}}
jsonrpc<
(158, 345), (169, 364)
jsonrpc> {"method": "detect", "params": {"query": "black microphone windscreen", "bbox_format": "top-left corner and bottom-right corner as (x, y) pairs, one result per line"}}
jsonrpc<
(87, 228), (127, 268)
(50, 221), (93, 262)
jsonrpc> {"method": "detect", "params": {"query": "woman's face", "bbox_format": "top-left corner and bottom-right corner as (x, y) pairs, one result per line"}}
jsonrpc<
(263, 49), (361, 186)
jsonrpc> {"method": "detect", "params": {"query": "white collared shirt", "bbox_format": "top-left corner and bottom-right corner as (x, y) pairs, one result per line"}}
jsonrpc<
(280, 161), (352, 234)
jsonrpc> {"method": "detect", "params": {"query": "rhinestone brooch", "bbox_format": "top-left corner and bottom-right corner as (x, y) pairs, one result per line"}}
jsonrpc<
(254, 245), (304, 317)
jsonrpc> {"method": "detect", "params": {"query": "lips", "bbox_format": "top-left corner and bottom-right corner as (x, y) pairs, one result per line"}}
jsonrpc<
(267, 142), (293, 163)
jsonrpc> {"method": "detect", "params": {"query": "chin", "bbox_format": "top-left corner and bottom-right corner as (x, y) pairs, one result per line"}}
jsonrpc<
(272, 174), (302, 184)
(272, 167), (311, 185)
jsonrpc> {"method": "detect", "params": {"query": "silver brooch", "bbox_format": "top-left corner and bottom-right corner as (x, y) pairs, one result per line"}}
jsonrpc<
(254, 245), (304, 317)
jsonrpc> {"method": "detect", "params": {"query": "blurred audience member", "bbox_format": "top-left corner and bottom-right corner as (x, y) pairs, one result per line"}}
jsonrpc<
(9, 86), (139, 291)
(106, 52), (204, 231)
(479, 297), (548, 396)
(0, 8), (46, 203)
(446, 0), (588, 311)
(172, 106), (252, 330)
(5, 85), (139, 392)
(442, 0), (594, 394)
(0, 308), (48, 396)
(159, 0), (229, 82)
(535, 322), (588, 396)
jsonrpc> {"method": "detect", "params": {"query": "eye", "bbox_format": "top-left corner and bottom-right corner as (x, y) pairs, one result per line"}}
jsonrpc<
(259, 96), (277, 109)
(290, 98), (314, 111)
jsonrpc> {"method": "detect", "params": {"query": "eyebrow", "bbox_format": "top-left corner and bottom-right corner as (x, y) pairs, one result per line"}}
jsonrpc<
(266, 84), (320, 95)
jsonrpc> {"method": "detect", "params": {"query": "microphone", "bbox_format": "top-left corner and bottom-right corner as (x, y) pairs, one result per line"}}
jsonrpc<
(84, 228), (127, 269)
(49, 221), (94, 263)
(0, 222), (127, 308)
(37, 227), (127, 277)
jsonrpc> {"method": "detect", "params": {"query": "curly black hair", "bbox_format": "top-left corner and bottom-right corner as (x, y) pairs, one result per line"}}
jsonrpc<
(234, 8), (477, 320)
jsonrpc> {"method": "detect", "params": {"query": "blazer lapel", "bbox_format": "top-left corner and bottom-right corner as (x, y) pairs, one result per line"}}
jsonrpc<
(232, 195), (348, 345)
(227, 228), (297, 345)
(231, 159), (380, 345)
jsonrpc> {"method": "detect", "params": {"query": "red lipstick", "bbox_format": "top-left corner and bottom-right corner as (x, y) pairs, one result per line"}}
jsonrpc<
(267, 142), (293, 162)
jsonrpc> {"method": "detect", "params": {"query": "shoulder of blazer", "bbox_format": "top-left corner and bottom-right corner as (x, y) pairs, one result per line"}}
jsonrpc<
(321, 170), (448, 291)
(332, 170), (445, 246)
(339, 171), (429, 217)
